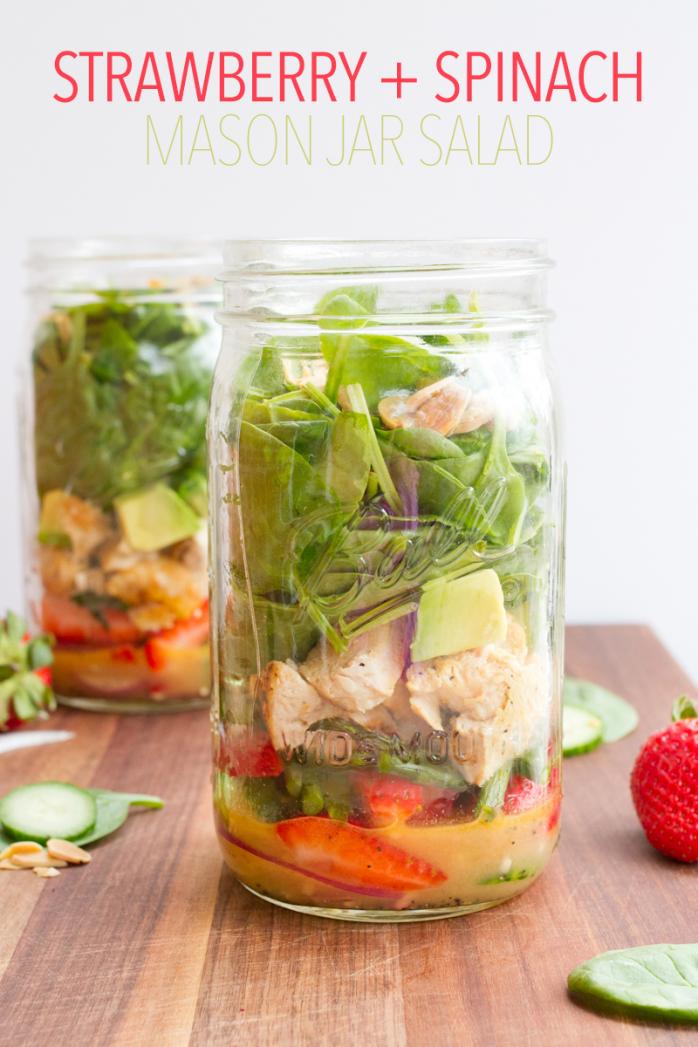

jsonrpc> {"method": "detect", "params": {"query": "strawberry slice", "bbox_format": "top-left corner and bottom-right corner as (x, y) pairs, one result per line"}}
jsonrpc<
(218, 730), (283, 778)
(42, 594), (140, 646)
(358, 775), (426, 827)
(144, 602), (209, 671)
(503, 775), (547, 815)
(276, 816), (447, 892)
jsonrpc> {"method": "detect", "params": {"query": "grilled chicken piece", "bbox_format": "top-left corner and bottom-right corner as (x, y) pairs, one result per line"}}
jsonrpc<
(450, 658), (546, 785)
(167, 532), (207, 574)
(299, 621), (406, 715)
(105, 556), (206, 630)
(98, 537), (145, 573)
(406, 619), (545, 785)
(40, 490), (112, 560)
(406, 619), (527, 721)
(263, 661), (335, 751)
(38, 547), (81, 597)
(378, 377), (497, 437)
(408, 693), (443, 732)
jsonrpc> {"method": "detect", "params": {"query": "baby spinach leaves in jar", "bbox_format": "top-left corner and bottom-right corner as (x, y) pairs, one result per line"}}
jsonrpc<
(225, 285), (549, 668)
(33, 291), (214, 508)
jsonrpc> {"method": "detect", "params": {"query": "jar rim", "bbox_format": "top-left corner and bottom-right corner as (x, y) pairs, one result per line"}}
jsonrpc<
(27, 236), (222, 268)
(222, 238), (552, 277)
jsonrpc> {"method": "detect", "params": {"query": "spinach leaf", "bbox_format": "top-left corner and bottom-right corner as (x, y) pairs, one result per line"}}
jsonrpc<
(257, 420), (331, 463)
(72, 789), (164, 846)
(568, 944), (698, 1024)
(249, 345), (289, 397)
(563, 677), (638, 743)
(379, 427), (465, 461)
(318, 412), (371, 507)
(34, 293), (215, 507)
(382, 424), (525, 549)
(330, 334), (453, 411)
(233, 421), (343, 595)
(315, 286), (378, 321)
(0, 788), (164, 849)
(228, 593), (321, 673)
(475, 423), (527, 547)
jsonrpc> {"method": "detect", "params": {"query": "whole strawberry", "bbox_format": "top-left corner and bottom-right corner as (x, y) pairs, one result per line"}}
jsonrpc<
(0, 611), (55, 732)
(630, 696), (698, 863)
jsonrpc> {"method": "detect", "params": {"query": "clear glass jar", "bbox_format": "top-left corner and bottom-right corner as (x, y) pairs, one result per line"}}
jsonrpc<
(23, 238), (221, 712)
(210, 240), (565, 921)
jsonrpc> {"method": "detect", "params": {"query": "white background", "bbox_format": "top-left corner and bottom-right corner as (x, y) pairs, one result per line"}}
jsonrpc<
(2, 0), (696, 679)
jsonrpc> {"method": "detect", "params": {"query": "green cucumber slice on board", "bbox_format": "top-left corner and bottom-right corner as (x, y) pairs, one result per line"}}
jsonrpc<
(563, 676), (638, 742)
(563, 705), (603, 757)
(0, 781), (96, 843)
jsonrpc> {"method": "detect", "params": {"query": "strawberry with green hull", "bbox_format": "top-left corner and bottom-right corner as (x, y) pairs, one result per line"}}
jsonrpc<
(630, 696), (698, 863)
(0, 612), (55, 732)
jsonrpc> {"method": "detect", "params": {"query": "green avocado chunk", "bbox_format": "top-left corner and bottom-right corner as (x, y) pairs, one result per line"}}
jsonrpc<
(115, 483), (201, 552)
(411, 568), (507, 662)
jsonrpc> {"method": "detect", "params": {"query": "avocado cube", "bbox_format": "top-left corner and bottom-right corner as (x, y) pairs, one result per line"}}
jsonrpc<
(411, 569), (508, 662)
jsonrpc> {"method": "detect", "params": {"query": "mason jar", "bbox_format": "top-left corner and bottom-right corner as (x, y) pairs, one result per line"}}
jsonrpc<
(23, 238), (220, 712)
(210, 240), (565, 921)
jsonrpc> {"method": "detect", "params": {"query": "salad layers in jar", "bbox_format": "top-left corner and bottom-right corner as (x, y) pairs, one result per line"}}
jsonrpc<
(24, 240), (220, 711)
(210, 241), (565, 920)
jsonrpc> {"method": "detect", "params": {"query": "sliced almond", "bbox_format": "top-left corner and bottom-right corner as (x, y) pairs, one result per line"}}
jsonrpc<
(33, 866), (61, 878)
(0, 858), (24, 870)
(47, 839), (91, 865)
(11, 850), (68, 869)
(378, 378), (474, 436)
(0, 841), (43, 862)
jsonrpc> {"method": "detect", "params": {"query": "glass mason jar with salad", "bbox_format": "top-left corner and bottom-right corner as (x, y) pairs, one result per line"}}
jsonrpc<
(23, 239), (220, 712)
(210, 240), (565, 921)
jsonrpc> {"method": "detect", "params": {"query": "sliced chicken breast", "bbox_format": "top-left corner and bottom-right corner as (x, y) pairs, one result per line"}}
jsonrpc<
(450, 657), (546, 785)
(262, 660), (335, 751)
(299, 621), (406, 715)
(406, 618), (547, 785)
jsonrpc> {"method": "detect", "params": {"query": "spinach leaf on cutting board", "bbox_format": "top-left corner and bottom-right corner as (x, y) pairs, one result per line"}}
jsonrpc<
(563, 677), (638, 743)
(72, 790), (163, 846)
(0, 788), (163, 849)
(568, 944), (698, 1024)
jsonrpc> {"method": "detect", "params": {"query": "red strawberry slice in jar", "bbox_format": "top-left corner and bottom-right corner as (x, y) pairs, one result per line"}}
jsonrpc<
(357, 775), (426, 827)
(144, 601), (209, 670)
(42, 594), (141, 646)
(217, 728), (284, 778)
(276, 816), (447, 892)
(503, 775), (548, 815)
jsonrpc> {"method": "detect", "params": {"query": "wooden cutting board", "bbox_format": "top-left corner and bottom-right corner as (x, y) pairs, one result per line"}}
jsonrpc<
(0, 625), (696, 1046)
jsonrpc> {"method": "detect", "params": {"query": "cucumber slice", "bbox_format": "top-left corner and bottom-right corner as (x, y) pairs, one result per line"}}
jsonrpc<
(0, 781), (97, 843)
(563, 705), (604, 757)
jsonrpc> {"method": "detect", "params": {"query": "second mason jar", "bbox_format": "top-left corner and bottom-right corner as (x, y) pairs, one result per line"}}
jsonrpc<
(210, 240), (565, 920)
(24, 239), (220, 712)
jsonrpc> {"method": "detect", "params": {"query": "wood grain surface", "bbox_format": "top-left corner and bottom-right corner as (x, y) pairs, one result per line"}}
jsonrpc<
(0, 625), (696, 1047)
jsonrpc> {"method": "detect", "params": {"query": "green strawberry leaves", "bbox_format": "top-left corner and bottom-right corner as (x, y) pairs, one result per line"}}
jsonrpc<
(672, 695), (698, 722)
(0, 612), (55, 730)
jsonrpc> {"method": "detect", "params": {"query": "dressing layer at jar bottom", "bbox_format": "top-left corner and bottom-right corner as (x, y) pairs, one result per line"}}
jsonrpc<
(215, 793), (560, 920)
